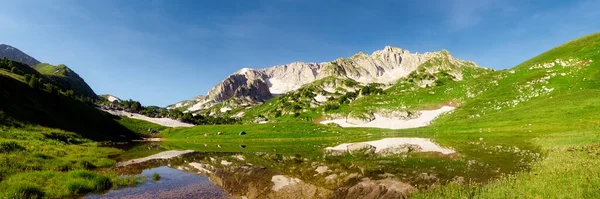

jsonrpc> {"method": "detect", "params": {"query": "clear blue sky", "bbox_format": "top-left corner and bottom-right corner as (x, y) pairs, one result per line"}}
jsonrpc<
(1, 0), (598, 107)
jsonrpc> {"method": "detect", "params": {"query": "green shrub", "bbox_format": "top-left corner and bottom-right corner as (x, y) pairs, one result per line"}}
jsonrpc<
(152, 173), (161, 181)
(323, 104), (340, 111)
(65, 179), (93, 194)
(66, 170), (112, 193)
(68, 170), (97, 179)
(3, 183), (45, 199)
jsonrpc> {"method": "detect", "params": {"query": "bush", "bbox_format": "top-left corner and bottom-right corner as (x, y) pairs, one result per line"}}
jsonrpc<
(66, 170), (111, 193)
(323, 104), (340, 111)
(65, 180), (94, 194)
(152, 173), (161, 181)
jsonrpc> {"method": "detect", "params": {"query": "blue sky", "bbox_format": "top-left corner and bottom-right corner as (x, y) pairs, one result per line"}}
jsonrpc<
(1, 0), (598, 106)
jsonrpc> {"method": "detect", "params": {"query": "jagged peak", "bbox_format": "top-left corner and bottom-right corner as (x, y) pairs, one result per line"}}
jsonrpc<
(352, 51), (369, 59)
(371, 46), (409, 57)
(236, 67), (252, 74)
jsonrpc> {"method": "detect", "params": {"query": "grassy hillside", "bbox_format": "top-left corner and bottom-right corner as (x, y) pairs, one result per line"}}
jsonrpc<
(433, 32), (600, 131)
(0, 71), (137, 141)
(0, 126), (146, 198)
(115, 117), (168, 137)
(240, 76), (363, 121)
(0, 60), (145, 197)
(408, 32), (600, 198)
(239, 52), (494, 123)
(33, 63), (97, 99)
(331, 56), (495, 115)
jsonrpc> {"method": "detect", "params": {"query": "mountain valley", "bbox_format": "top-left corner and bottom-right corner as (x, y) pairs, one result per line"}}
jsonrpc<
(1, 32), (600, 198)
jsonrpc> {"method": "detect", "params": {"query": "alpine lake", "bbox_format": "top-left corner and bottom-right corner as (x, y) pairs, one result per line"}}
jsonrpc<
(84, 130), (541, 199)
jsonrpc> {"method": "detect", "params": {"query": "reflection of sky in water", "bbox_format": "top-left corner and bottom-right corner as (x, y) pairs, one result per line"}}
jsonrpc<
(87, 138), (538, 198)
(85, 166), (232, 199)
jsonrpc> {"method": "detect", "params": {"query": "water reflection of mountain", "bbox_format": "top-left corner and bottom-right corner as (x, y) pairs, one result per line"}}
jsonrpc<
(106, 151), (444, 199)
(101, 138), (537, 199)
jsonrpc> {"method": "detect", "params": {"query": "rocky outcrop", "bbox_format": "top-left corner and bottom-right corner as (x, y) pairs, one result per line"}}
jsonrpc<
(379, 144), (423, 156)
(170, 46), (480, 112)
(0, 44), (40, 66)
(100, 94), (121, 103)
(333, 179), (415, 199)
(347, 143), (376, 156)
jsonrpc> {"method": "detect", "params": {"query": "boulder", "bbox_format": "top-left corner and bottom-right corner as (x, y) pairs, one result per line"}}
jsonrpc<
(377, 110), (415, 120)
(451, 176), (465, 185)
(418, 173), (437, 182)
(324, 149), (346, 156)
(347, 143), (376, 156)
(334, 178), (415, 199)
(379, 144), (423, 156)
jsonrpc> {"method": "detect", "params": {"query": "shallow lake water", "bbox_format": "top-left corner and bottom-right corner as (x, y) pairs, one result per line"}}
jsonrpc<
(85, 166), (232, 199)
(87, 137), (540, 199)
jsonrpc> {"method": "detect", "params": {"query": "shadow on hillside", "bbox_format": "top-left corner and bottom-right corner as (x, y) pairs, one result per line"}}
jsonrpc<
(0, 75), (138, 141)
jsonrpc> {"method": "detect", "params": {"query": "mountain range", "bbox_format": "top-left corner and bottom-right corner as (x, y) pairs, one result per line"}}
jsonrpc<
(0, 44), (40, 66)
(168, 46), (481, 114)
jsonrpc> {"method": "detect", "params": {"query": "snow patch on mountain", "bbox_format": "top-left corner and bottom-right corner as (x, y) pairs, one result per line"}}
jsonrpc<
(321, 106), (455, 129)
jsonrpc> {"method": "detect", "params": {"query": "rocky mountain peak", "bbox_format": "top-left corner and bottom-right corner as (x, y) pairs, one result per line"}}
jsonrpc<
(0, 44), (41, 66)
(170, 46), (481, 113)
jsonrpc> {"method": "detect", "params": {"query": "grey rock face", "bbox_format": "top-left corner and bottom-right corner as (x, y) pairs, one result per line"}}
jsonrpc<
(347, 143), (376, 156)
(379, 144), (423, 156)
(172, 46), (480, 112)
(0, 44), (40, 66)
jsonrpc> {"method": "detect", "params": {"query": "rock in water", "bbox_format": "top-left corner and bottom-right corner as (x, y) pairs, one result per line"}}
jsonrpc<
(379, 144), (423, 156)
(347, 143), (376, 156)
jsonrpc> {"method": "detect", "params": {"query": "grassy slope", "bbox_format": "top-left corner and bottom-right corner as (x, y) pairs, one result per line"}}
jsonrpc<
(241, 52), (495, 122)
(0, 127), (145, 198)
(333, 58), (495, 115)
(33, 63), (97, 98)
(0, 69), (145, 197)
(0, 74), (137, 141)
(412, 32), (600, 198)
(431, 33), (600, 130)
(115, 117), (168, 137)
(241, 76), (367, 122)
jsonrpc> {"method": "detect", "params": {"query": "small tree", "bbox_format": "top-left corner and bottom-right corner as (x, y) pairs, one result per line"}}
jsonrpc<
(24, 74), (32, 82)
(65, 90), (75, 98)
(28, 76), (38, 89)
